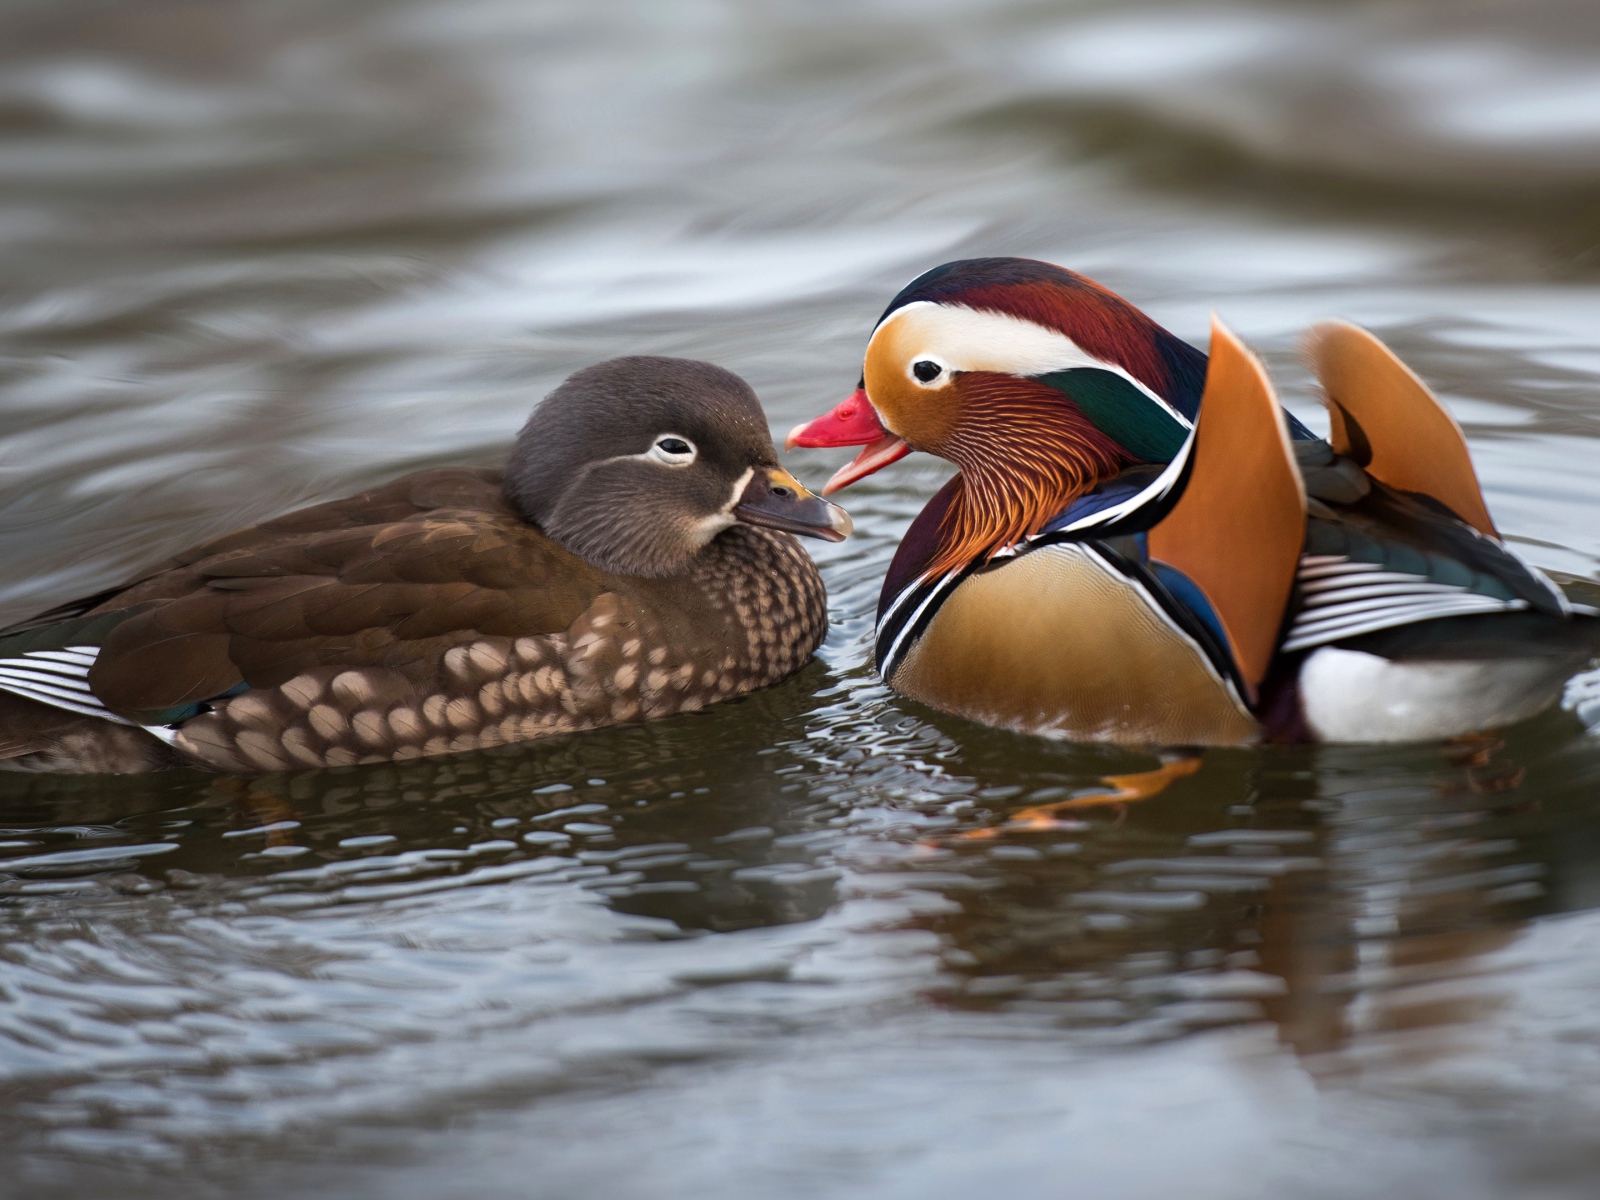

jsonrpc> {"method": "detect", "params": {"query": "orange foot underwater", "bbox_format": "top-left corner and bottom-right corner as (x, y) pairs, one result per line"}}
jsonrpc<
(957, 754), (1205, 840)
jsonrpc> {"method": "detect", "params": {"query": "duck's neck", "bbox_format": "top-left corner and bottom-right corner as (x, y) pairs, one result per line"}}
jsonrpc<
(926, 373), (1133, 577)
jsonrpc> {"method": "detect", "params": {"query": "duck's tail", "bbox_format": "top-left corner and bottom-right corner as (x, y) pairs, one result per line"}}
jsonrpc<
(0, 690), (179, 773)
(0, 608), (180, 774)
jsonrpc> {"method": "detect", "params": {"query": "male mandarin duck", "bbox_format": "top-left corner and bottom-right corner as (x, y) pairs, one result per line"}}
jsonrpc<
(0, 357), (850, 774)
(789, 257), (1600, 746)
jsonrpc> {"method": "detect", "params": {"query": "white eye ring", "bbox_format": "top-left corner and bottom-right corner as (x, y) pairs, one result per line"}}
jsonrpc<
(909, 356), (950, 388)
(647, 434), (697, 466)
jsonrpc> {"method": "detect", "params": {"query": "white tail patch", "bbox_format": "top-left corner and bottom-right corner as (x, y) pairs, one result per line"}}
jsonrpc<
(1301, 647), (1567, 742)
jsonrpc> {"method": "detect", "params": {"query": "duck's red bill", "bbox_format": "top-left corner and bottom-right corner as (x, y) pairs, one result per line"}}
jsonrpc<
(819, 434), (910, 495)
(785, 387), (912, 495)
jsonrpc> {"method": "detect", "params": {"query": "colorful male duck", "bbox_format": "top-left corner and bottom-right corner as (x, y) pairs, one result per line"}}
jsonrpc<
(0, 357), (850, 773)
(789, 257), (1600, 745)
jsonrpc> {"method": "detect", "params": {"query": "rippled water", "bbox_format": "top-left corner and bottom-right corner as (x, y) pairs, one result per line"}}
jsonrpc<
(4, 1), (1600, 1196)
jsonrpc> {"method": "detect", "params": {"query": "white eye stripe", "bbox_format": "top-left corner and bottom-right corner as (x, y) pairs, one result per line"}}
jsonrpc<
(647, 434), (697, 466)
(870, 300), (1192, 429)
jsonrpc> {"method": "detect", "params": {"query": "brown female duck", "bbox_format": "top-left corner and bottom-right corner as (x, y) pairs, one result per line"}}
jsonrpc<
(0, 357), (850, 773)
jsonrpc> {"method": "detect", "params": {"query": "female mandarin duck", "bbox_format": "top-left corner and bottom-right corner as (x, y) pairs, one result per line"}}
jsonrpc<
(0, 357), (850, 773)
(789, 257), (1600, 746)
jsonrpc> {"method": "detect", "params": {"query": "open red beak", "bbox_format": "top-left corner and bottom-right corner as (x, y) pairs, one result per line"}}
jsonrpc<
(784, 387), (911, 496)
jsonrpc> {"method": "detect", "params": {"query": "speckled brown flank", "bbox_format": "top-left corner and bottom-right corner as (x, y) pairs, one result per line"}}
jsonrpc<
(0, 468), (827, 774)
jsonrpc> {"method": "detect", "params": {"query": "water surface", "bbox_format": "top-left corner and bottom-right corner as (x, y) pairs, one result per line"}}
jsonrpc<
(4, 1), (1600, 1196)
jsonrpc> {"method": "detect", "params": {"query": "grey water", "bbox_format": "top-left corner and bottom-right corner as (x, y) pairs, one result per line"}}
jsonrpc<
(3, 1), (1600, 1196)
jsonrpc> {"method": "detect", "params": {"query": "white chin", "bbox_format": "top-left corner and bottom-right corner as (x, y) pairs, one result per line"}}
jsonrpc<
(1299, 647), (1570, 743)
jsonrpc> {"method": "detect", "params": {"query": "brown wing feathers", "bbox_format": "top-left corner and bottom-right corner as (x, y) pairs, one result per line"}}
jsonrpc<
(161, 526), (826, 772)
(58, 468), (657, 771)
(86, 470), (607, 721)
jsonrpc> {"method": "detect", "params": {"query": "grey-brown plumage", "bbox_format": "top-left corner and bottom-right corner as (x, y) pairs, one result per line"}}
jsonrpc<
(0, 358), (849, 774)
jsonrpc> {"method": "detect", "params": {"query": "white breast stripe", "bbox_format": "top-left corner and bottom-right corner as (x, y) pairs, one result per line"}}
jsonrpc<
(877, 574), (930, 636)
(883, 424), (1202, 680)
(1059, 423), (1198, 535)
(880, 569), (966, 679)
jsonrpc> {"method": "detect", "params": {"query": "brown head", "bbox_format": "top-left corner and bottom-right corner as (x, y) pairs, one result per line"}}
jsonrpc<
(506, 356), (851, 577)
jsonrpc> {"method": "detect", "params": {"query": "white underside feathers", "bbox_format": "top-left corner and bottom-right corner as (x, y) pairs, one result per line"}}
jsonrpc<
(1299, 646), (1569, 742)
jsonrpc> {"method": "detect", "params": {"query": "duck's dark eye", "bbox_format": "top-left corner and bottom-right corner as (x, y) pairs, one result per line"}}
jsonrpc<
(912, 360), (942, 383)
(647, 434), (697, 465)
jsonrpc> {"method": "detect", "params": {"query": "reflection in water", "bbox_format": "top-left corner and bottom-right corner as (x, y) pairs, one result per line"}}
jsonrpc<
(904, 730), (1561, 1068)
(2, 0), (1600, 1196)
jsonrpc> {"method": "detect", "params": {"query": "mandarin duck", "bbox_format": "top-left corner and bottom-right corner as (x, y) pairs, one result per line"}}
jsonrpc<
(789, 257), (1600, 746)
(0, 357), (850, 774)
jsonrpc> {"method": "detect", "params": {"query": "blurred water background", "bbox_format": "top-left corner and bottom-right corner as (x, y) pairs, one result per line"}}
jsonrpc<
(3, 0), (1600, 1196)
